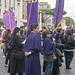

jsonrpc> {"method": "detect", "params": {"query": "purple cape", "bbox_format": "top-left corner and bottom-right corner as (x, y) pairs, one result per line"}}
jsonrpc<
(23, 32), (42, 52)
(23, 32), (42, 75)
(43, 37), (55, 55)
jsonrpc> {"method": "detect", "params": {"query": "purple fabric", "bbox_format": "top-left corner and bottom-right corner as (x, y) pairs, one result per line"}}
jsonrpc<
(54, 0), (64, 27)
(55, 32), (58, 36)
(5, 34), (11, 49)
(10, 9), (16, 30)
(3, 12), (10, 29)
(73, 30), (75, 33)
(23, 32), (42, 52)
(43, 37), (55, 55)
(27, 2), (38, 27)
(68, 36), (70, 40)
(3, 9), (16, 30)
(23, 32), (42, 75)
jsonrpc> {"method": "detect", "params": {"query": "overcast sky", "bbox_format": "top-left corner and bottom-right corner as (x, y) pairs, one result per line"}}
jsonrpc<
(39, 0), (75, 21)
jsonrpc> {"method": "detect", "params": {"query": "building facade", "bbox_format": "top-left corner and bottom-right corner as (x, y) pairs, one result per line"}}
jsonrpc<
(61, 19), (66, 28)
(0, 0), (28, 27)
(0, 0), (39, 27)
(38, 2), (52, 28)
(0, 0), (53, 28)
(39, 2), (51, 9)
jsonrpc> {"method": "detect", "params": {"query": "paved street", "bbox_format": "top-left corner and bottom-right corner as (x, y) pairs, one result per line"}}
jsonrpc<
(0, 47), (75, 75)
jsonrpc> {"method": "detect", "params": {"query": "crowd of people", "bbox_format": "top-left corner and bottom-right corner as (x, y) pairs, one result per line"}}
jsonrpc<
(0, 24), (75, 75)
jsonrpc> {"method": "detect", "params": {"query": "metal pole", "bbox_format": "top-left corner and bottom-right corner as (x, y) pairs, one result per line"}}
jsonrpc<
(8, 1), (11, 30)
(17, 1), (20, 27)
(50, 15), (53, 26)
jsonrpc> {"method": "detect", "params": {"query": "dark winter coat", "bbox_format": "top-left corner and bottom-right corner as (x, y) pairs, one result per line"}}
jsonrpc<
(8, 28), (25, 73)
(63, 35), (75, 50)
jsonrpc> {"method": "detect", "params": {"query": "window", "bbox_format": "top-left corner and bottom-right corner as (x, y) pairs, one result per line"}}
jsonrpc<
(0, 9), (1, 15)
(5, 0), (6, 8)
(17, 0), (20, 6)
(9, 0), (11, 8)
(13, 0), (15, 10)
(23, 0), (24, 2)
(25, 15), (27, 19)
(0, 0), (1, 6)
(23, 5), (24, 13)
(25, 6), (27, 11)
(23, 15), (24, 19)
(17, 0), (20, 2)
(30, 0), (32, 2)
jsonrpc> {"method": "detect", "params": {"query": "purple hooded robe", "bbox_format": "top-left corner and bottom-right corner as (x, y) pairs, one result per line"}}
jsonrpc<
(23, 32), (42, 75)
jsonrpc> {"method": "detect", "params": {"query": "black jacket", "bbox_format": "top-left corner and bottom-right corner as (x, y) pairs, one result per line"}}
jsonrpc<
(55, 33), (65, 50)
(20, 34), (25, 42)
(12, 35), (23, 51)
(64, 35), (75, 50)
(55, 33), (64, 43)
(8, 35), (25, 73)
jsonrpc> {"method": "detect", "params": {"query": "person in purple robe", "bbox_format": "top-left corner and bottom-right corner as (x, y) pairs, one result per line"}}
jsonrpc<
(23, 24), (42, 75)
(42, 30), (56, 75)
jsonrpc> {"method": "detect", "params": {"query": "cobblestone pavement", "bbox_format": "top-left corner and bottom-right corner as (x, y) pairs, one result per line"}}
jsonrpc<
(0, 48), (75, 75)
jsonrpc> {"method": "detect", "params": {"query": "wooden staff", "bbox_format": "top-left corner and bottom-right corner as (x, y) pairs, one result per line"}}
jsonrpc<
(55, 18), (64, 29)
(8, 2), (11, 30)
(26, 0), (33, 38)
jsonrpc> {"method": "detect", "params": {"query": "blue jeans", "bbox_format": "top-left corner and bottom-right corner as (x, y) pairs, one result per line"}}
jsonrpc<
(64, 51), (73, 68)
(44, 60), (53, 75)
(4, 44), (7, 56)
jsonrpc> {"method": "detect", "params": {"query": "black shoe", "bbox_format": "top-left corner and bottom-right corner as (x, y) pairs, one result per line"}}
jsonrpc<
(60, 58), (64, 63)
(66, 67), (72, 69)
(59, 64), (62, 67)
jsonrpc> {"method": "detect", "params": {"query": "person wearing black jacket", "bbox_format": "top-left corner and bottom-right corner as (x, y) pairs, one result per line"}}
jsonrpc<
(55, 28), (64, 52)
(20, 30), (25, 42)
(8, 27), (25, 75)
(52, 28), (64, 74)
(63, 30), (75, 69)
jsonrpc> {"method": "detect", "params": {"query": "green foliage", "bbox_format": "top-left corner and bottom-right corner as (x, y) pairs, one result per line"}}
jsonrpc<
(0, 19), (4, 26)
(39, 8), (67, 16)
(63, 10), (67, 15)
(17, 0), (20, 2)
(39, 8), (67, 23)
(50, 8), (55, 15)
(74, 22), (75, 28)
(64, 17), (75, 27)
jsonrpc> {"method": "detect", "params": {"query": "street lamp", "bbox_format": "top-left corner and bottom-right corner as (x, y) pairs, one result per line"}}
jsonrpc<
(39, 11), (42, 30)
(50, 15), (53, 26)
(17, 0), (20, 27)
(17, 0), (20, 6)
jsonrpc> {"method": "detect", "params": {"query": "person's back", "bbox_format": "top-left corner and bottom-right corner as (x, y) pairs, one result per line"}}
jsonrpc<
(64, 32), (75, 50)
(8, 27), (25, 75)
(63, 30), (75, 69)
(13, 35), (23, 51)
